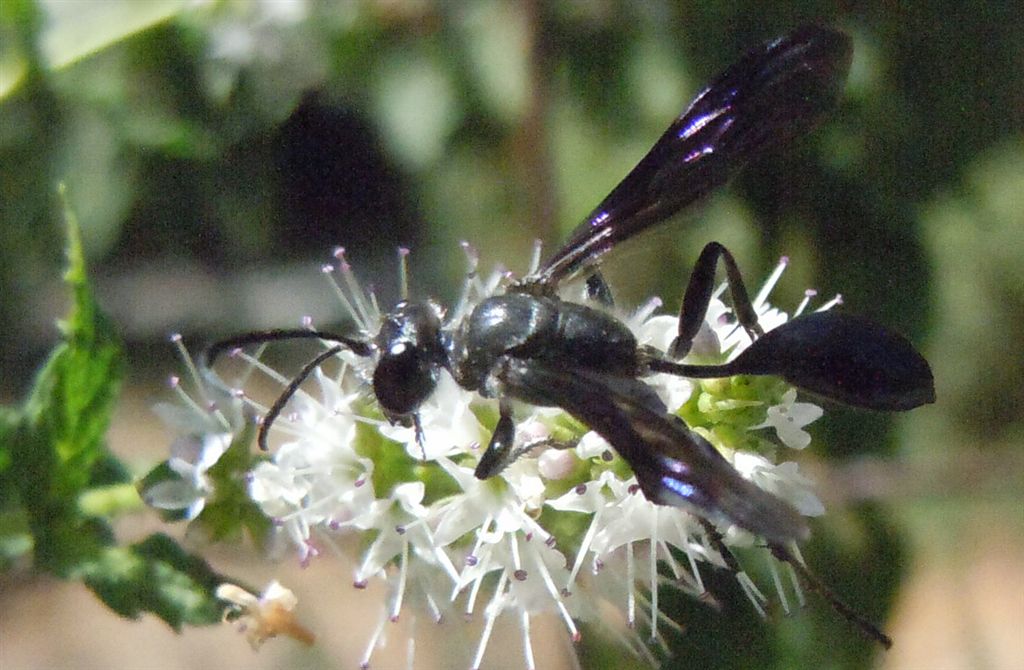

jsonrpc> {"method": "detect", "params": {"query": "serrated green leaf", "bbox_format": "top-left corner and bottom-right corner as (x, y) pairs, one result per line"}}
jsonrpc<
(81, 533), (226, 630)
(4, 192), (126, 578)
(21, 189), (124, 497)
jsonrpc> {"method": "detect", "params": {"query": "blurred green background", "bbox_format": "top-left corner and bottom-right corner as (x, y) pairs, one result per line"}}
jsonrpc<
(1, 1), (1021, 669)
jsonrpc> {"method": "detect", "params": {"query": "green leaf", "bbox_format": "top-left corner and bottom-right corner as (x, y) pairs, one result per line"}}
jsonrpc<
(2, 190), (125, 577)
(37, 0), (189, 71)
(22, 188), (125, 497)
(81, 533), (226, 629)
(2, 223), (239, 626)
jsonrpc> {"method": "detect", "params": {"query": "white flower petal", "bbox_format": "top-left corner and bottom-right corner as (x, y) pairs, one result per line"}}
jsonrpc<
(143, 479), (204, 512)
(753, 388), (824, 450)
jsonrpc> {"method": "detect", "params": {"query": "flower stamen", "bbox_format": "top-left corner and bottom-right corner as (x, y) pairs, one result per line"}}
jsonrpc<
(648, 513), (660, 641)
(519, 609), (537, 670)
(753, 256), (789, 309)
(471, 571), (509, 670)
(626, 541), (636, 628)
(737, 571), (769, 619)
(768, 553), (791, 615)
(390, 538), (410, 622)
(565, 507), (602, 592)
(360, 608), (387, 669)
(397, 247), (410, 301)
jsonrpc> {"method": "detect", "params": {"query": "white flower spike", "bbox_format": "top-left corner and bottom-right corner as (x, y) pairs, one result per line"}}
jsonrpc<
(154, 247), (857, 667)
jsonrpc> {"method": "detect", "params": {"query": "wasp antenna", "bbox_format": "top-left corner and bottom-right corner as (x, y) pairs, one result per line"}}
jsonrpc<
(204, 329), (374, 367)
(398, 247), (411, 301)
(258, 345), (344, 451)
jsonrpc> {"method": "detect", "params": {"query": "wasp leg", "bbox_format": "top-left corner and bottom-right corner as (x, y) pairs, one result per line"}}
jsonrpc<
(585, 271), (615, 306)
(769, 543), (893, 648)
(412, 412), (426, 460)
(671, 241), (763, 359)
(474, 398), (517, 479)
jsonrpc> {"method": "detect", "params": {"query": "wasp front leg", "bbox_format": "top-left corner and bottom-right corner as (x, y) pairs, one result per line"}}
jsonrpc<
(474, 398), (517, 479)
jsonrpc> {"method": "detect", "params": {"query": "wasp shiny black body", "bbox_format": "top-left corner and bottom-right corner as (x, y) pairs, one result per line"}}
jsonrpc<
(205, 25), (934, 646)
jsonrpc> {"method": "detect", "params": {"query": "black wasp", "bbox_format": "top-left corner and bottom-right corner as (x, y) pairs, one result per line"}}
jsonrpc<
(205, 25), (934, 643)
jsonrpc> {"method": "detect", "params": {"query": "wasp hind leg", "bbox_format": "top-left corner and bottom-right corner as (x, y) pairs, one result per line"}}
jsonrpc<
(671, 241), (763, 359)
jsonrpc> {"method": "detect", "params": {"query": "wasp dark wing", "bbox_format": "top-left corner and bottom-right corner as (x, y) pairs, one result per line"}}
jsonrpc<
(650, 311), (936, 411)
(535, 25), (852, 285)
(497, 359), (809, 545)
(723, 311), (936, 410)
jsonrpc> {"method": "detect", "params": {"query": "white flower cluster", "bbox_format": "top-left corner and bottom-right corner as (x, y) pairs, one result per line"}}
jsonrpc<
(152, 249), (837, 669)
